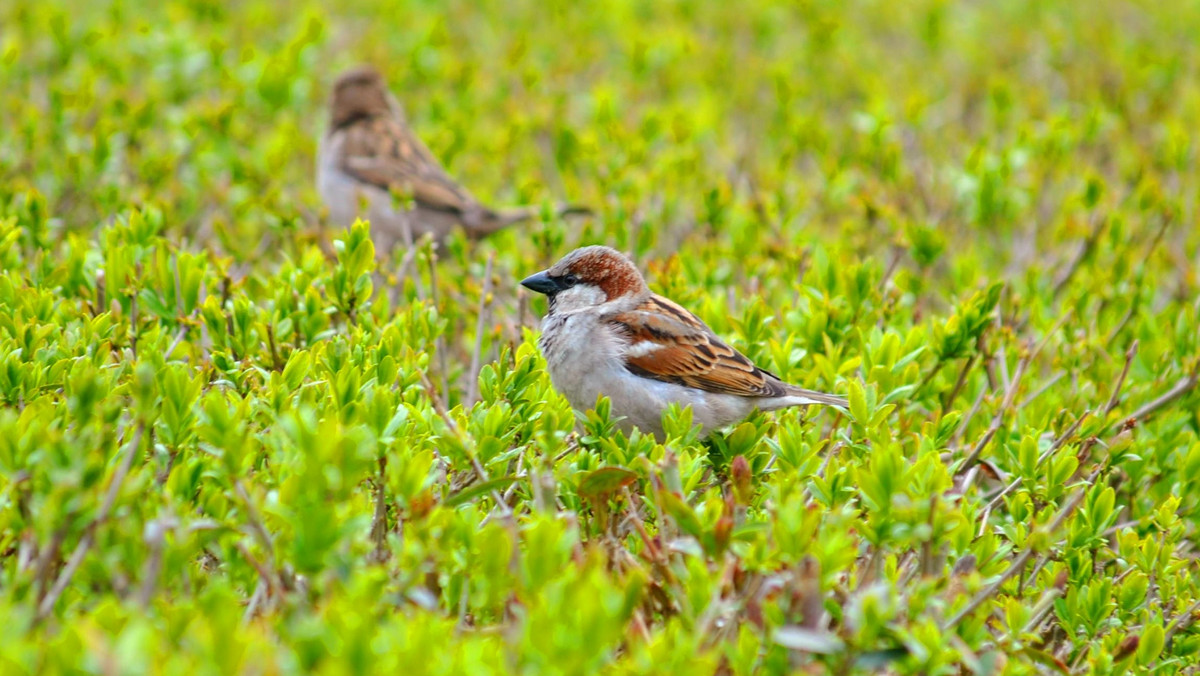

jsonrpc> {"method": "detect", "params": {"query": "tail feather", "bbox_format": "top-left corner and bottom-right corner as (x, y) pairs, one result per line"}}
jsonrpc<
(468, 202), (593, 239)
(783, 387), (848, 408)
(555, 204), (593, 218)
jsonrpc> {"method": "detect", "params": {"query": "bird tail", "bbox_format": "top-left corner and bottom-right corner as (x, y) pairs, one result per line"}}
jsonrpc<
(499, 203), (593, 222)
(466, 203), (593, 240)
(783, 386), (848, 408)
(554, 203), (593, 218)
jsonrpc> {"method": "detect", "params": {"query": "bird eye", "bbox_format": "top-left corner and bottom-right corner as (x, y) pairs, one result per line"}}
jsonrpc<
(561, 274), (579, 288)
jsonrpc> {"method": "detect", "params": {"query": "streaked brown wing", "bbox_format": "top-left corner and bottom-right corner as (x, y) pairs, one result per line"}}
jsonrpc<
(338, 117), (479, 214)
(609, 295), (788, 398)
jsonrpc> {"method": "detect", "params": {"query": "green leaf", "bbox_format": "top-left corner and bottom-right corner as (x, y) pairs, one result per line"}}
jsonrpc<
(1138, 624), (1164, 666)
(658, 490), (703, 540)
(773, 627), (845, 654)
(578, 467), (638, 500)
(445, 477), (519, 507)
(847, 379), (868, 423)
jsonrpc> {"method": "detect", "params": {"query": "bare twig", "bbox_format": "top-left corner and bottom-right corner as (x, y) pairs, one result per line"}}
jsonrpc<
(394, 232), (431, 301)
(1018, 372), (1065, 410)
(1103, 341), (1138, 417)
(951, 386), (989, 448)
(369, 456), (390, 563)
(957, 309), (1072, 475)
(979, 412), (1090, 530)
(1124, 368), (1199, 424)
(465, 253), (495, 408)
(1051, 215), (1106, 299)
(136, 518), (170, 607)
(1105, 216), (1171, 348)
(915, 361), (945, 395)
(621, 486), (676, 587)
(942, 355), (977, 413)
(236, 541), (276, 593)
(242, 577), (267, 625)
(425, 248), (451, 404)
(879, 245), (905, 291)
(944, 467), (1103, 630)
(419, 371), (509, 516)
(420, 370), (455, 432)
(957, 355), (1026, 473)
(1165, 598), (1200, 650)
(163, 325), (190, 362)
(480, 448), (528, 528)
(36, 425), (144, 622)
(234, 480), (275, 567)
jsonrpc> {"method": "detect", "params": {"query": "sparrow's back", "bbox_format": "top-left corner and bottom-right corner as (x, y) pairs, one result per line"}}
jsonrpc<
(319, 65), (590, 254)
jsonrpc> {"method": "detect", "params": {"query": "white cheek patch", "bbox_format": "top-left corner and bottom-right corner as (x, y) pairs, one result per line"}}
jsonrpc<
(553, 284), (607, 312)
(625, 341), (664, 358)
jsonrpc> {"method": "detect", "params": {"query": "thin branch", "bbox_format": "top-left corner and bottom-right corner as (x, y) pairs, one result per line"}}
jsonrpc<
(979, 412), (1090, 530)
(465, 252), (495, 408)
(31, 527), (66, 606)
(425, 247), (451, 405)
(393, 232), (430, 301)
(915, 361), (945, 395)
(163, 325), (190, 362)
(419, 371), (509, 516)
(368, 456), (390, 564)
(951, 386), (989, 448)
(1051, 215), (1106, 300)
(1165, 598), (1200, 650)
(1106, 216), (1171, 348)
(36, 425), (144, 622)
(234, 480), (275, 567)
(944, 467), (1102, 630)
(1124, 368), (1199, 424)
(1103, 340), (1138, 417)
(242, 577), (267, 625)
(136, 518), (170, 607)
(236, 541), (275, 591)
(1018, 372), (1065, 410)
(941, 355), (977, 413)
(480, 447), (527, 528)
(957, 355), (1026, 473)
(957, 309), (1072, 475)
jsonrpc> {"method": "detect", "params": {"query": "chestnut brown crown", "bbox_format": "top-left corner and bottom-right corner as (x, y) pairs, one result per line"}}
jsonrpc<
(329, 65), (393, 129)
(519, 246), (647, 302)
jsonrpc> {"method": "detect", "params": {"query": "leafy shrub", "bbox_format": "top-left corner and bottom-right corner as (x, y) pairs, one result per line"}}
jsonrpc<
(1, 0), (1199, 673)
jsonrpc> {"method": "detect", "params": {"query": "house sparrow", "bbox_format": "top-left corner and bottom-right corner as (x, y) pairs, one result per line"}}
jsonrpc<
(317, 65), (589, 256)
(521, 246), (847, 439)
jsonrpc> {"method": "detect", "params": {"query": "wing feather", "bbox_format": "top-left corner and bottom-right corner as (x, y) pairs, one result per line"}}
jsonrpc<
(338, 117), (480, 215)
(609, 295), (790, 398)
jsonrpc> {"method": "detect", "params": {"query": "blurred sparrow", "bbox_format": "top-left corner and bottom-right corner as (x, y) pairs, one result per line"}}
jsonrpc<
(318, 65), (589, 256)
(521, 246), (846, 439)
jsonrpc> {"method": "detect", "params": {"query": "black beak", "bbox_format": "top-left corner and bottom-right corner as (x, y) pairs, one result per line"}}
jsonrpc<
(520, 270), (560, 295)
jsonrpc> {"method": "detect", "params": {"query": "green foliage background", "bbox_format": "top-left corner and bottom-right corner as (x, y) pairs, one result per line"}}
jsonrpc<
(2, 0), (1200, 673)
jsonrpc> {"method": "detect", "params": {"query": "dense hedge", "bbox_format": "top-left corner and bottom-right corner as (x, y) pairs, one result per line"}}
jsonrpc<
(2, 0), (1199, 673)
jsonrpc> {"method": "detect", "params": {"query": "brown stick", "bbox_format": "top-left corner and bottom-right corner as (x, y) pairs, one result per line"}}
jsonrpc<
(419, 371), (509, 515)
(1125, 368), (1199, 424)
(1103, 341), (1138, 418)
(465, 252), (495, 408)
(1165, 598), (1200, 650)
(944, 467), (1102, 630)
(1051, 215), (1106, 300)
(36, 425), (144, 622)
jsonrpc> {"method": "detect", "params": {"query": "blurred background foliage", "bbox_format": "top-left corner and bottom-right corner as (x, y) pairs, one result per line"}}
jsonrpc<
(1, 0), (1199, 673)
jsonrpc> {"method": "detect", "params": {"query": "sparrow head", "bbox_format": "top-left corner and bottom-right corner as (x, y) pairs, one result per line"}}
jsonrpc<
(329, 65), (394, 129)
(520, 246), (648, 312)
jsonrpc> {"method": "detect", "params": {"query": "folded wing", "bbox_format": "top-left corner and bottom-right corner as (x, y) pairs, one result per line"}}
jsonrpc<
(609, 295), (792, 398)
(338, 117), (482, 216)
